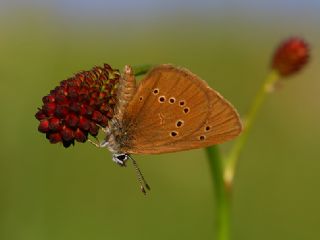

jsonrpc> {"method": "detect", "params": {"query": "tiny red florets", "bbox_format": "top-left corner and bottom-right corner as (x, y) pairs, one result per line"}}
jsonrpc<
(272, 37), (310, 77)
(35, 64), (120, 147)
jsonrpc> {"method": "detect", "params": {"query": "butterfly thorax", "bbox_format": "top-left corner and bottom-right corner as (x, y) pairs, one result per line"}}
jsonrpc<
(105, 118), (134, 152)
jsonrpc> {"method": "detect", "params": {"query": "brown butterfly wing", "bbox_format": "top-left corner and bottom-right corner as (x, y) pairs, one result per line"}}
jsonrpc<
(120, 65), (242, 154)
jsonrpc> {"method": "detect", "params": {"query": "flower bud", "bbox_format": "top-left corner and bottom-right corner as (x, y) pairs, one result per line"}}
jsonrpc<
(272, 37), (310, 77)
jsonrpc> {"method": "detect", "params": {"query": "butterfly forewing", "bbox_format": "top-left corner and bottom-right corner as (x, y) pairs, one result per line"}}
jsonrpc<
(120, 65), (242, 154)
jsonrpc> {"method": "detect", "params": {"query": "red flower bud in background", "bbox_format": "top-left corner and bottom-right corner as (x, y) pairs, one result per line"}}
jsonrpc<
(272, 37), (310, 77)
(35, 64), (120, 148)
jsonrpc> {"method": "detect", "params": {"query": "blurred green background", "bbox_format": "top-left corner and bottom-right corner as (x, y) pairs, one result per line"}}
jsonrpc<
(0, 1), (319, 240)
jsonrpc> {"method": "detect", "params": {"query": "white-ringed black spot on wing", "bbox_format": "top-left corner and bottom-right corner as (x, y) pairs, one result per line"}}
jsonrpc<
(179, 100), (185, 106)
(153, 88), (159, 95)
(199, 135), (206, 141)
(176, 120), (184, 127)
(169, 97), (176, 104)
(158, 96), (166, 103)
(183, 107), (190, 114)
(170, 131), (178, 137)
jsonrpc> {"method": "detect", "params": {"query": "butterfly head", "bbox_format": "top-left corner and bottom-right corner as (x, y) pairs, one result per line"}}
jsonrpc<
(112, 153), (129, 166)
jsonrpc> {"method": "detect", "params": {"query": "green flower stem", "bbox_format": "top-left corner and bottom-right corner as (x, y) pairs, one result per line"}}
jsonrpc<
(206, 146), (230, 240)
(224, 70), (280, 187)
(132, 64), (155, 76)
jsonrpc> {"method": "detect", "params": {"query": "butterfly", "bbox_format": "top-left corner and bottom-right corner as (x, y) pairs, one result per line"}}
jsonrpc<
(89, 64), (242, 194)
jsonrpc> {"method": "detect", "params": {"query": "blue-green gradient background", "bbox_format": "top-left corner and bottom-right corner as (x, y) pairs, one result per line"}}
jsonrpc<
(0, 1), (319, 239)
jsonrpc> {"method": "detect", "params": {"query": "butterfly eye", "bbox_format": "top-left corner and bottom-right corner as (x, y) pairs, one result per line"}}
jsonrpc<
(205, 126), (211, 131)
(158, 96), (166, 103)
(153, 88), (159, 95)
(117, 154), (127, 161)
(139, 96), (143, 101)
(176, 120), (184, 127)
(169, 97), (176, 104)
(112, 154), (128, 166)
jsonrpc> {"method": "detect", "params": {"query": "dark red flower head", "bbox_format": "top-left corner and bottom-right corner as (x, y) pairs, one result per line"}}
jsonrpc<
(35, 64), (120, 147)
(272, 37), (310, 77)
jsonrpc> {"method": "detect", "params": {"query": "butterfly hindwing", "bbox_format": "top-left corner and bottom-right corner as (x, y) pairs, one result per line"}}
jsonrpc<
(120, 65), (242, 154)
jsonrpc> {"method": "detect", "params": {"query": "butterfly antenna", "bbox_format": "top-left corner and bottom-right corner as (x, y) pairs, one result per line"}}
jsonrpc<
(128, 155), (151, 195)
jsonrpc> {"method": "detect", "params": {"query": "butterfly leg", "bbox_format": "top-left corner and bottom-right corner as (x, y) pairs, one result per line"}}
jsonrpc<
(88, 139), (100, 148)
(88, 123), (111, 148)
(96, 124), (109, 134)
(88, 137), (109, 148)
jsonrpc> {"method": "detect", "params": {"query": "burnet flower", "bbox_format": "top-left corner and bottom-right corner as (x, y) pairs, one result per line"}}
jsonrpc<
(35, 64), (120, 147)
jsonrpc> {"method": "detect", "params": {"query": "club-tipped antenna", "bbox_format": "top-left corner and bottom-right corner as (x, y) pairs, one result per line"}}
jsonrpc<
(128, 155), (151, 195)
